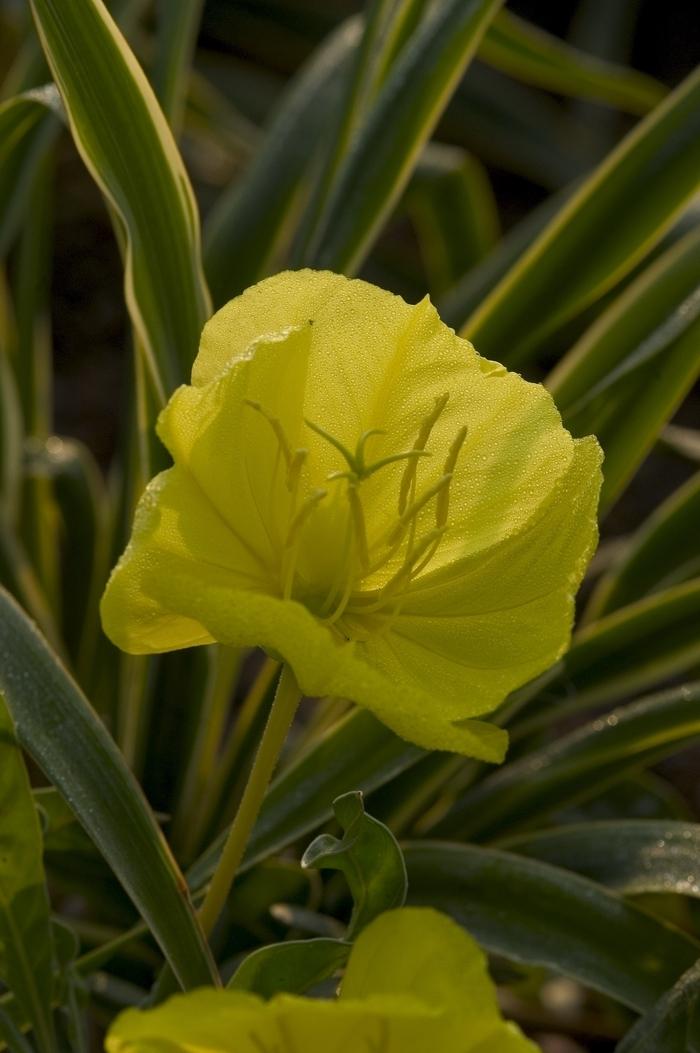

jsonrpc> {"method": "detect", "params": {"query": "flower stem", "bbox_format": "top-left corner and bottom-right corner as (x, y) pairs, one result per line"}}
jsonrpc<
(197, 663), (302, 937)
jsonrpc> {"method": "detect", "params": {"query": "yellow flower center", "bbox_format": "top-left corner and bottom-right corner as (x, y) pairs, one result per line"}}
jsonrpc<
(244, 394), (467, 640)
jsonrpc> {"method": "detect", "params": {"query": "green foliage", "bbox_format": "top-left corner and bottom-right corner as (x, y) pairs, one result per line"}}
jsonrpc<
(0, 0), (699, 1049)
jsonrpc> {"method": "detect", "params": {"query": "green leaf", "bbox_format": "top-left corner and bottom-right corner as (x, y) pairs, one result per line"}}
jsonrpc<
(481, 10), (666, 115)
(151, 0), (204, 135)
(0, 695), (56, 1053)
(501, 820), (700, 898)
(301, 791), (407, 937)
(439, 185), (570, 329)
(433, 682), (700, 840)
(204, 18), (360, 306)
(464, 65), (700, 365)
(529, 580), (700, 717)
(0, 86), (61, 259)
(407, 144), (499, 298)
(404, 841), (700, 1013)
(309, 0), (506, 273)
(548, 227), (700, 508)
(587, 471), (700, 619)
(616, 959), (700, 1052)
(187, 710), (423, 893)
(228, 938), (350, 998)
(29, 0), (210, 397)
(0, 587), (217, 991)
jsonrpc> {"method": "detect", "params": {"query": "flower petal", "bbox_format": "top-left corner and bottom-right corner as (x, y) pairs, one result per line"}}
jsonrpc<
(363, 437), (602, 723)
(341, 908), (538, 1051)
(99, 463), (506, 759)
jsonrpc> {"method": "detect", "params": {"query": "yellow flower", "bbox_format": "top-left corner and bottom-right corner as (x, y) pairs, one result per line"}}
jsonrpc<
(101, 271), (601, 760)
(105, 908), (539, 1052)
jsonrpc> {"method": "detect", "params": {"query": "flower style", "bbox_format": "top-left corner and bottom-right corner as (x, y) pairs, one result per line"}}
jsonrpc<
(101, 270), (602, 759)
(105, 908), (539, 1052)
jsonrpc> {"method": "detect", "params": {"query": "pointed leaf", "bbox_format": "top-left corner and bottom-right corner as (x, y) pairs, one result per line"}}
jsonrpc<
(29, 0), (210, 395)
(0, 587), (216, 990)
(0, 695), (56, 1053)
(301, 791), (407, 937)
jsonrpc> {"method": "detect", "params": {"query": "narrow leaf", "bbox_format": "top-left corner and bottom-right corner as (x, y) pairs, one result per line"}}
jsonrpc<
(309, 0), (506, 273)
(0, 696), (56, 1053)
(548, 227), (700, 507)
(405, 842), (700, 1014)
(29, 0), (210, 396)
(464, 65), (700, 364)
(228, 938), (350, 998)
(0, 587), (217, 990)
(503, 820), (700, 899)
(481, 10), (666, 115)
(434, 682), (700, 840)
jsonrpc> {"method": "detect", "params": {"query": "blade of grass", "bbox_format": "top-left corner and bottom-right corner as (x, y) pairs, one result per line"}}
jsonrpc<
(433, 682), (700, 841)
(152, 0), (204, 137)
(481, 10), (665, 115)
(29, 0), (210, 397)
(463, 64), (700, 365)
(0, 697), (56, 1053)
(586, 472), (700, 620)
(548, 226), (700, 508)
(404, 841), (700, 1017)
(308, 0), (506, 273)
(204, 17), (361, 306)
(0, 587), (218, 990)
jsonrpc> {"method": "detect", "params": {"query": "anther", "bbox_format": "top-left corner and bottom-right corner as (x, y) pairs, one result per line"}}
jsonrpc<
(286, 447), (307, 494)
(388, 473), (452, 545)
(398, 392), (450, 513)
(285, 488), (327, 548)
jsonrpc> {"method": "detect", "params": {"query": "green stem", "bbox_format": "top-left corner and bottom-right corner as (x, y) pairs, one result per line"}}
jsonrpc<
(198, 664), (301, 937)
(172, 645), (243, 859)
(194, 654), (279, 844)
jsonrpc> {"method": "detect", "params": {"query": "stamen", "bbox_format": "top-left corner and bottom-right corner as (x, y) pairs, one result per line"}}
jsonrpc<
(362, 448), (430, 479)
(285, 488), (327, 548)
(286, 447), (307, 494)
(437, 425), (467, 527)
(282, 488), (327, 601)
(388, 473), (452, 545)
(244, 399), (292, 471)
(347, 483), (370, 571)
(304, 417), (358, 474)
(354, 428), (385, 474)
(398, 392), (450, 513)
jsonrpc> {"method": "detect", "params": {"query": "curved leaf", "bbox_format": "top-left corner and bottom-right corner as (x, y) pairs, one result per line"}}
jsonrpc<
(616, 960), (700, 1052)
(302, 791), (407, 937)
(188, 710), (423, 893)
(29, 0), (210, 396)
(228, 938), (350, 998)
(0, 587), (216, 990)
(0, 87), (61, 260)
